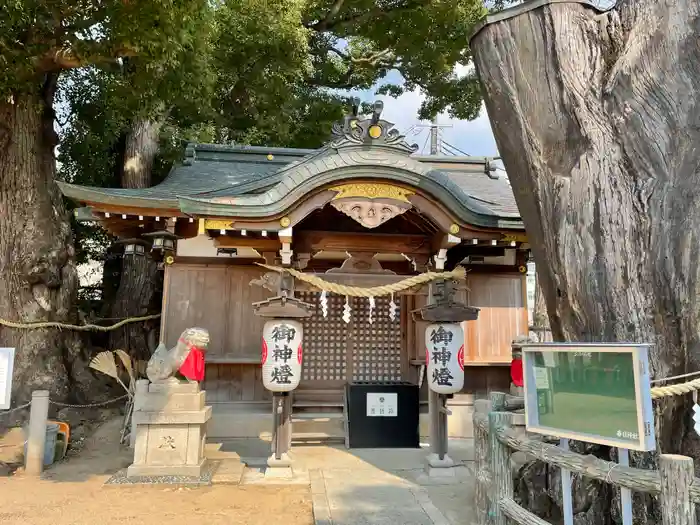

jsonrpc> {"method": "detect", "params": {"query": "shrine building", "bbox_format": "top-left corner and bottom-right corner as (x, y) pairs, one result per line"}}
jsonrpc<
(59, 109), (529, 441)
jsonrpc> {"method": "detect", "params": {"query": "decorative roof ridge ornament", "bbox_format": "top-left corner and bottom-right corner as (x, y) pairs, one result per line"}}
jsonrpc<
(330, 99), (419, 155)
(485, 156), (501, 180)
(183, 142), (197, 166)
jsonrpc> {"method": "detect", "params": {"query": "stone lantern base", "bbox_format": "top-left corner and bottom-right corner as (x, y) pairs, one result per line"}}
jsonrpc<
(127, 380), (212, 478)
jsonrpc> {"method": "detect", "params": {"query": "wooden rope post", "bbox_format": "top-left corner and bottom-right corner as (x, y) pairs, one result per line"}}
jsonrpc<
(659, 454), (696, 525)
(489, 410), (513, 525)
(490, 391), (506, 411)
(473, 399), (491, 525)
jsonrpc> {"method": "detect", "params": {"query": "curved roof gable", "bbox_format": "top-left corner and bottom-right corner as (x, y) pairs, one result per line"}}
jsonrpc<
(57, 112), (522, 230)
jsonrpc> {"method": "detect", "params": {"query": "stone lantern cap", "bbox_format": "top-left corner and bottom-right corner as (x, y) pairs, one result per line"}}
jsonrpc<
(410, 278), (480, 323)
(252, 269), (314, 318)
(252, 295), (315, 319)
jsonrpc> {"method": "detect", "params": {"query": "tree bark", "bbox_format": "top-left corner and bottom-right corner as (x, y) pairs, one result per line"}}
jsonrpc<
(107, 117), (163, 359)
(122, 117), (162, 189)
(471, 0), (700, 522)
(0, 82), (95, 412)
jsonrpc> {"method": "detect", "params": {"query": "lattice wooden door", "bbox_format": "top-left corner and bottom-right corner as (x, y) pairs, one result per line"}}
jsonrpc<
(350, 296), (403, 382)
(297, 292), (403, 388)
(298, 292), (348, 388)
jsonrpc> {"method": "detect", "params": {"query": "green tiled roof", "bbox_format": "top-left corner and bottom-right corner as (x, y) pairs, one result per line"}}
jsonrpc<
(59, 132), (523, 229)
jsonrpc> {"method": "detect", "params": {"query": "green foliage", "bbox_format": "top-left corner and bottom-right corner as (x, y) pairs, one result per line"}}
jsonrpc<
(303, 0), (487, 119)
(0, 0), (213, 97)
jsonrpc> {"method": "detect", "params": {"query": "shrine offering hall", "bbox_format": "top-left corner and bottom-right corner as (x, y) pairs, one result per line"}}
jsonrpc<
(61, 111), (530, 442)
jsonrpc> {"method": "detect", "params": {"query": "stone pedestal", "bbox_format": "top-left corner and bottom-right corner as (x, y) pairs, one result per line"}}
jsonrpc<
(424, 452), (457, 478)
(127, 380), (212, 478)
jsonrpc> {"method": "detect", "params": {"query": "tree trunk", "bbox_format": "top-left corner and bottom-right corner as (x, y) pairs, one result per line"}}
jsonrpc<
(471, 0), (700, 522)
(122, 117), (162, 189)
(107, 117), (163, 359)
(0, 83), (95, 413)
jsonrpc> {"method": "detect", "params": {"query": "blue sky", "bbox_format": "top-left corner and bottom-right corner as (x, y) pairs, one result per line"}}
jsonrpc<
(352, 70), (500, 157)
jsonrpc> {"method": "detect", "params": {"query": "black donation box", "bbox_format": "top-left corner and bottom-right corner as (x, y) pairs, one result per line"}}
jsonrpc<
(345, 381), (420, 448)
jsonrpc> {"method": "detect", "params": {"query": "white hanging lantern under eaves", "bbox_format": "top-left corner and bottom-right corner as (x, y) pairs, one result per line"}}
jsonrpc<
(262, 320), (303, 392)
(425, 323), (464, 395)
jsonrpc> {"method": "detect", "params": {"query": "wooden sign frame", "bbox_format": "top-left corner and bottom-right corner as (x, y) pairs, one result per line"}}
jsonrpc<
(522, 343), (655, 451)
(0, 347), (16, 410)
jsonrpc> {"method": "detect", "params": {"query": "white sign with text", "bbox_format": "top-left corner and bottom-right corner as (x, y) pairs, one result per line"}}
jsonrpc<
(0, 348), (16, 410)
(366, 393), (397, 417)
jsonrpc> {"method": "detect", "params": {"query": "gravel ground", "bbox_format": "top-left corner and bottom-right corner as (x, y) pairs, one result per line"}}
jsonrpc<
(0, 418), (313, 525)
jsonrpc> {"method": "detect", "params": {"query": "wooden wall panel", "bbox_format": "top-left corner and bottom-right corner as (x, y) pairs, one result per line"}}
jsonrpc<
(224, 266), (268, 360)
(202, 364), (272, 402)
(164, 266), (229, 355)
(464, 273), (527, 364)
(162, 264), (268, 360)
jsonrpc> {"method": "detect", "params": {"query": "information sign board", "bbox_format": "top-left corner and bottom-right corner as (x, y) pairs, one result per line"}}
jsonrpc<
(0, 348), (16, 410)
(366, 393), (397, 417)
(522, 343), (655, 451)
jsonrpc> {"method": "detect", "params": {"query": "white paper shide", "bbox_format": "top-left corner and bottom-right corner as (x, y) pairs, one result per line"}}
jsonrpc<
(425, 323), (464, 394)
(262, 320), (303, 392)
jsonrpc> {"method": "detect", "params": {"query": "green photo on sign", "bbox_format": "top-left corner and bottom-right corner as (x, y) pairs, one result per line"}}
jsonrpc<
(522, 344), (655, 451)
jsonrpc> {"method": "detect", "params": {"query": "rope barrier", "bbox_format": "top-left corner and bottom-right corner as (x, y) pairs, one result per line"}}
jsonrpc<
(650, 369), (700, 384)
(0, 394), (129, 414)
(650, 378), (700, 399)
(0, 314), (160, 332)
(256, 263), (467, 297)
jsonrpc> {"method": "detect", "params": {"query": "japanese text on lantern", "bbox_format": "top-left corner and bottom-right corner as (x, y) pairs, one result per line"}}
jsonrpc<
(425, 323), (464, 394)
(262, 320), (303, 392)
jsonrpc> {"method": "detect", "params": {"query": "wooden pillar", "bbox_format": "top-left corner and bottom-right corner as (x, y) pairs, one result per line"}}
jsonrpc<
(271, 393), (291, 460)
(488, 410), (513, 525)
(659, 454), (696, 525)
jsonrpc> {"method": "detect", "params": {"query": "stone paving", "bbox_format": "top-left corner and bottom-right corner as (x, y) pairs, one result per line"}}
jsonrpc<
(214, 438), (477, 525)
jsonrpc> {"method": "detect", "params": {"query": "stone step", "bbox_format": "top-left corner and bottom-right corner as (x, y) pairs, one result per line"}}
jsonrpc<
(292, 412), (345, 422)
(293, 401), (344, 408)
(210, 458), (245, 485)
(291, 432), (345, 443)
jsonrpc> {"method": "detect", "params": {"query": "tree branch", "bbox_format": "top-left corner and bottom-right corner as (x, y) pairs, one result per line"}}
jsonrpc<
(34, 46), (138, 72)
(309, 0), (433, 32)
(311, 0), (347, 31)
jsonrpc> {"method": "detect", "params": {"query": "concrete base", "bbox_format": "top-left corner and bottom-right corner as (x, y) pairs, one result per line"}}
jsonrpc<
(127, 459), (206, 478)
(264, 466), (294, 480)
(425, 453), (455, 468)
(267, 452), (292, 468)
(424, 453), (457, 478)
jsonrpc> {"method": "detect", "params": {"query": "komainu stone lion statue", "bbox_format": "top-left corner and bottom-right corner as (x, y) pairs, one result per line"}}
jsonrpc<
(146, 327), (210, 382)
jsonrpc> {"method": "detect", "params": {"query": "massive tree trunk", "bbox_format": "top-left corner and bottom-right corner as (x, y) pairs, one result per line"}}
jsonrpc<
(122, 117), (162, 190)
(106, 117), (163, 360)
(471, 0), (700, 522)
(0, 81), (95, 414)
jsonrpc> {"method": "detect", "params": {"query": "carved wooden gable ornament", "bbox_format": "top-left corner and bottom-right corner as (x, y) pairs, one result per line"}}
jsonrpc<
(329, 182), (414, 229)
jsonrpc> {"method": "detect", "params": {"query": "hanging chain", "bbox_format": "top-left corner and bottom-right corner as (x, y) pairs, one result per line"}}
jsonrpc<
(0, 401), (31, 414)
(49, 394), (129, 408)
(0, 394), (129, 415)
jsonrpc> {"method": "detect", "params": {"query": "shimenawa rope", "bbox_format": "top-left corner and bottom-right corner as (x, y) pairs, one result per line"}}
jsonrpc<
(0, 314), (161, 332)
(256, 263), (466, 297)
(650, 378), (700, 399)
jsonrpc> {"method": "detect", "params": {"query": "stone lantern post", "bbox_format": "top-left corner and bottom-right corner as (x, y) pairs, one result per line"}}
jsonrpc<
(412, 276), (479, 477)
(252, 271), (313, 477)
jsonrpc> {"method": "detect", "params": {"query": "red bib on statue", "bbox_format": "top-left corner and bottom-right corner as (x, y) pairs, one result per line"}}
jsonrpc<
(510, 357), (523, 387)
(179, 347), (205, 381)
